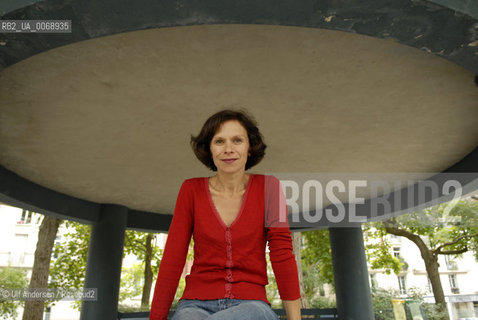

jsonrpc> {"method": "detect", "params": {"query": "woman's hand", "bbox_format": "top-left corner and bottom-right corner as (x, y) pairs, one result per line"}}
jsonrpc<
(282, 299), (301, 320)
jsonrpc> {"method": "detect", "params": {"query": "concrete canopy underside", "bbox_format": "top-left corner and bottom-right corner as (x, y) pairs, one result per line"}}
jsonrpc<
(0, 0), (477, 232)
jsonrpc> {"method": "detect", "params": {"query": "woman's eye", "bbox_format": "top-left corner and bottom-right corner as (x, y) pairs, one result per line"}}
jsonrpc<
(215, 139), (224, 144)
(234, 138), (242, 143)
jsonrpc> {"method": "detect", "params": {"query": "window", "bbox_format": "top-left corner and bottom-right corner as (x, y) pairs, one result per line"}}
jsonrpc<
(445, 255), (458, 270)
(393, 247), (401, 258)
(398, 276), (407, 295)
(370, 274), (378, 289)
(19, 210), (32, 224)
(449, 274), (459, 294)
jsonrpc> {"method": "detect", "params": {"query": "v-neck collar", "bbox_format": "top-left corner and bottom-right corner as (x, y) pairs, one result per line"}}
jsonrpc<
(205, 174), (254, 229)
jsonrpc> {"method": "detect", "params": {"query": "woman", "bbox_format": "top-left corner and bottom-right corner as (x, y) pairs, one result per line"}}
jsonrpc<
(150, 110), (301, 320)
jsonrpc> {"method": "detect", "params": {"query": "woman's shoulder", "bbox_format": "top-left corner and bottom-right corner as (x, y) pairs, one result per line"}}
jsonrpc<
(247, 174), (281, 190)
(181, 177), (207, 188)
(183, 176), (207, 182)
(261, 174), (281, 185)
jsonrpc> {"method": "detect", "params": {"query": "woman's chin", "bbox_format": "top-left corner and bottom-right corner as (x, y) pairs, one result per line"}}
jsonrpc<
(217, 167), (246, 175)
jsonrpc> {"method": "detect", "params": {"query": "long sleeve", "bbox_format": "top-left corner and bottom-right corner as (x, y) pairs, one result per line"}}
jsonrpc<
(266, 226), (300, 300)
(265, 176), (301, 300)
(150, 181), (194, 320)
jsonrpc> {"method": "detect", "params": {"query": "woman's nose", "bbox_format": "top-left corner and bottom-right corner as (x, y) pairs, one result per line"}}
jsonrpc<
(225, 141), (233, 152)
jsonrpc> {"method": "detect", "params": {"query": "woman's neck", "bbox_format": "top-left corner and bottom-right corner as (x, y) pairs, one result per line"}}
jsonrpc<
(210, 171), (249, 194)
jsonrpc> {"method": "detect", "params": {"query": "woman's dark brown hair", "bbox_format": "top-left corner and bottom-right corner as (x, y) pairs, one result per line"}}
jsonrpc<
(191, 109), (267, 171)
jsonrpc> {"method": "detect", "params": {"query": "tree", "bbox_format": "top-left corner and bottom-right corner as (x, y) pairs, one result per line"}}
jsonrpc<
(292, 232), (309, 308)
(302, 229), (334, 286)
(123, 231), (162, 308)
(364, 227), (404, 275)
(296, 198), (478, 320)
(22, 215), (61, 320)
(50, 221), (90, 292)
(299, 229), (336, 308)
(0, 267), (29, 320)
(118, 263), (144, 310)
(370, 198), (478, 320)
(301, 262), (336, 309)
(50, 222), (163, 309)
(301, 227), (406, 308)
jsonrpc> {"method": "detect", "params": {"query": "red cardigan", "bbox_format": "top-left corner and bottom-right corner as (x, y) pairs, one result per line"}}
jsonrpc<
(150, 174), (300, 320)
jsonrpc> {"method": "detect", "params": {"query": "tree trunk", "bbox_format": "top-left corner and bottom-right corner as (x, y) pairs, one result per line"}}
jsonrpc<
(22, 216), (61, 320)
(422, 251), (449, 319)
(292, 232), (309, 308)
(141, 233), (153, 308)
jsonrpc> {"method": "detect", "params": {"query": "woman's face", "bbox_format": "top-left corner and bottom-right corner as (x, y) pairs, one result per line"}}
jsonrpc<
(210, 120), (250, 174)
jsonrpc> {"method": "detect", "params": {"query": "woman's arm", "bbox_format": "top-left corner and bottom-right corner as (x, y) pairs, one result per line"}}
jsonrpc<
(282, 299), (301, 320)
(150, 181), (194, 320)
(265, 176), (301, 319)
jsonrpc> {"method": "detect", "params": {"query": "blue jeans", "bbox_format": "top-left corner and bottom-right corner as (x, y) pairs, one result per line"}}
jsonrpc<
(171, 298), (279, 320)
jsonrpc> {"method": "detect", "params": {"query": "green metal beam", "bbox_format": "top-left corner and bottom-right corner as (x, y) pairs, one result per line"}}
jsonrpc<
(0, 0), (42, 15)
(428, 0), (478, 19)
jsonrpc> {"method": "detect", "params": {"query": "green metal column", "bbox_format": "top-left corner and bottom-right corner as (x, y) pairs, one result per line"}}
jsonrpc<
(329, 226), (375, 320)
(80, 204), (128, 320)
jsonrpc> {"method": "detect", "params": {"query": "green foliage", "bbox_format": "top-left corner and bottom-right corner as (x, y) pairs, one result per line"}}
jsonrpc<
(299, 198), (478, 312)
(48, 221), (90, 310)
(301, 229), (334, 285)
(308, 296), (336, 309)
(372, 287), (448, 320)
(298, 230), (339, 307)
(366, 198), (478, 319)
(301, 261), (335, 308)
(0, 267), (29, 320)
(366, 198), (478, 275)
(371, 288), (446, 320)
(266, 239), (336, 309)
(265, 254), (281, 308)
(363, 226), (402, 274)
(387, 198), (478, 256)
(50, 221), (90, 293)
(371, 288), (396, 320)
(420, 303), (449, 320)
(118, 263), (147, 311)
(119, 263), (144, 302)
(50, 221), (166, 309)
(124, 231), (163, 277)
(406, 288), (448, 320)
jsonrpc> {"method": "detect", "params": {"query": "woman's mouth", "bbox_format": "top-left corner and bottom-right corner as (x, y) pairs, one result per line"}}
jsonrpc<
(222, 159), (237, 164)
